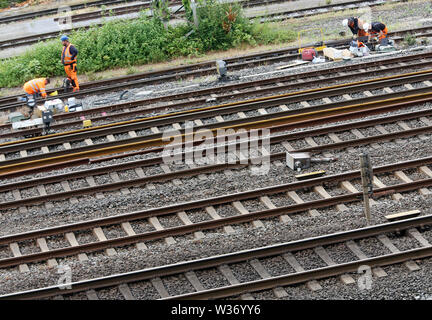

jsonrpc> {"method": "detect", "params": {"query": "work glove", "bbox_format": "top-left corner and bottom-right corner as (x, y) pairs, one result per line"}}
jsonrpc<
(73, 64), (77, 72)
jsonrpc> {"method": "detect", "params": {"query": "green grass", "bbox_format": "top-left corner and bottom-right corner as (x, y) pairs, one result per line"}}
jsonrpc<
(0, 0), (27, 9)
(404, 33), (417, 46)
(0, 1), (296, 88)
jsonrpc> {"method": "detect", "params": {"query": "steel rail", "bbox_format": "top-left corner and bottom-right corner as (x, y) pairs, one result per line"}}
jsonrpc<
(1, 102), (430, 180)
(0, 179), (430, 268)
(0, 0), (136, 24)
(252, 0), (400, 20)
(52, 1), (183, 23)
(3, 68), (430, 149)
(0, 0), (394, 48)
(1, 214), (430, 299)
(1, 88), (432, 175)
(0, 0), (287, 25)
(0, 120), (431, 208)
(0, 154), (431, 243)
(56, 0), (398, 25)
(1, 106), (432, 203)
(165, 246), (432, 300)
(2, 50), (432, 139)
(1, 25), (431, 109)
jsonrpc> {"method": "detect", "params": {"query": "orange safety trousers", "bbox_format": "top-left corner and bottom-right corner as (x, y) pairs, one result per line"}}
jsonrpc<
(64, 64), (80, 91)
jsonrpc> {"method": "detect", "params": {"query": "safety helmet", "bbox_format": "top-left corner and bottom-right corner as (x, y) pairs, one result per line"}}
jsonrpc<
(363, 23), (370, 31)
(60, 35), (69, 41)
(342, 19), (348, 27)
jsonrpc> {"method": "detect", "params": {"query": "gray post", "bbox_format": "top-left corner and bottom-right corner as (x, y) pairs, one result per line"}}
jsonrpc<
(359, 153), (373, 224)
(191, 0), (199, 27)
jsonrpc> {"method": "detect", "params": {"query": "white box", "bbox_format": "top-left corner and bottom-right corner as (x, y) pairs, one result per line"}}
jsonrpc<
(286, 152), (311, 170)
(44, 99), (63, 111)
(68, 97), (76, 106)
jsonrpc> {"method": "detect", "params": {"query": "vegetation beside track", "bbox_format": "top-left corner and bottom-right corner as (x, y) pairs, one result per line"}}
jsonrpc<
(0, 0), (31, 9)
(0, 0), (295, 88)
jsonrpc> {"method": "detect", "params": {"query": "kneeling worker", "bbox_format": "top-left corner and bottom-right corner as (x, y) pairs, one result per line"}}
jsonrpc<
(342, 17), (369, 38)
(23, 77), (50, 114)
(60, 35), (80, 92)
(364, 22), (389, 44)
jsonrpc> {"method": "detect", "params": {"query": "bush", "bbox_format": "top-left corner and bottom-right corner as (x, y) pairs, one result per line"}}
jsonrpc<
(0, 1), (296, 88)
(0, 0), (27, 9)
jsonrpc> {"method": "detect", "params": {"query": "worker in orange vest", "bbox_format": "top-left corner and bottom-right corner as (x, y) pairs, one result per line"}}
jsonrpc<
(60, 35), (79, 92)
(22, 77), (50, 114)
(364, 22), (389, 45)
(342, 17), (369, 39)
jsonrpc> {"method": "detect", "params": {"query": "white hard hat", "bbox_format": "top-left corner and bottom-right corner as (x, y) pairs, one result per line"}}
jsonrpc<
(342, 19), (348, 27)
(363, 22), (370, 30)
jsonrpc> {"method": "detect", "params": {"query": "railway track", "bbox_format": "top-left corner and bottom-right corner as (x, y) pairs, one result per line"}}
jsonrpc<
(0, 1), (430, 303)
(52, 0), (182, 24)
(2, 49), (432, 140)
(0, 0), (138, 24)
(53, 0), (399, 25)
(1, 69), (432, 175)
(1, 25), (431, 111)
(253, 0), (401, 22)
(1, 214), (430, 299)
(1, 25), (431, 112)
(0, 0), (295, 51)
(1, 102), (432, 209)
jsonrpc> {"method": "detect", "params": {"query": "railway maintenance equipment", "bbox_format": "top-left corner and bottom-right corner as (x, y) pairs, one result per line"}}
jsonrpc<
(215, 60), (239, 81)
(216, 60), (227, 80)
(286, 152), (337, 172)
(298, 28), (326, 61)
(8, 95), (84, 136)
(42, 110), (54, 134)
(349, 40), (370, 57)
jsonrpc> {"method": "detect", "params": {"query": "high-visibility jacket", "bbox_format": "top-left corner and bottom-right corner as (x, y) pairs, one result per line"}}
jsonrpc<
(62, 43), (77, 65)
(357, 29), (369, 38)
(23, 78), (47, 98)
(369, 22), (388, 40)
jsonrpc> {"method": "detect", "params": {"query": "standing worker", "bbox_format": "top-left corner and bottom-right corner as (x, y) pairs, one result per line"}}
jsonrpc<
(23, 77), (50, 115)
(364, 22), (389, 45)
(342, 17), (369, 38)
(60, 35), (80, 92)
